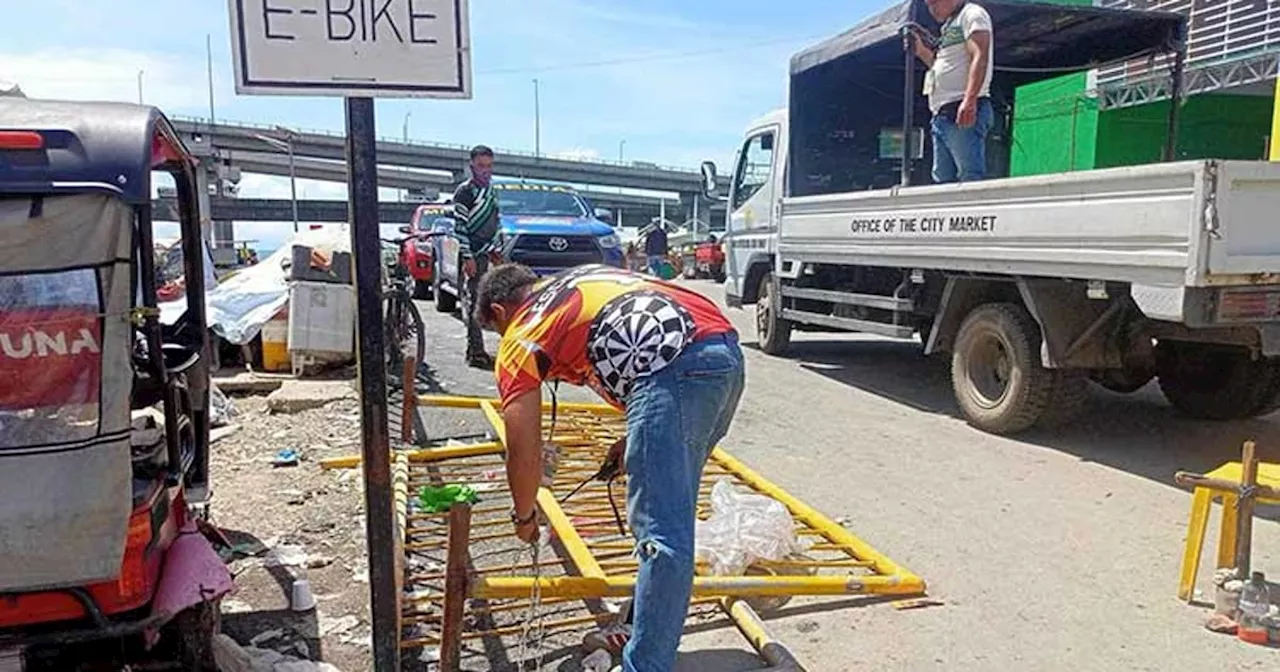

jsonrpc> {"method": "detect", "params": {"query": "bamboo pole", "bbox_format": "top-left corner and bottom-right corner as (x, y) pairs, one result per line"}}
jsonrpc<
(440, 503), (472, 672)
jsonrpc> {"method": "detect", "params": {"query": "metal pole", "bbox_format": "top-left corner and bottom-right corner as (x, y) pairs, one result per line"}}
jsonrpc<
(618, 139), (625, 162)
(137, 70), (144, 105)
(206, 34), (216, 125)
(693, 194), (700, 235)
(287, 138), (299, 233)
(900, 22), (916, 187)
(345, 95), (400, 672)
(1164, 22), (1188, 163)
(402, 112), (411, 202)
(533, 78), (541, 158)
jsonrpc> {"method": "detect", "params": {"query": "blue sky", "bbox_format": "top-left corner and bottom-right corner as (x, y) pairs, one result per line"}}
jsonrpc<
(2, 0), (879, 249)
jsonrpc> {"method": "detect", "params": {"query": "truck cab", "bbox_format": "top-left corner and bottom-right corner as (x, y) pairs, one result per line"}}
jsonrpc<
(718, 109), (786, 309)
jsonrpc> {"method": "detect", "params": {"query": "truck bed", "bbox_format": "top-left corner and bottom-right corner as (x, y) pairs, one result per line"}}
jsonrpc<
(778, 160), (1280, 288)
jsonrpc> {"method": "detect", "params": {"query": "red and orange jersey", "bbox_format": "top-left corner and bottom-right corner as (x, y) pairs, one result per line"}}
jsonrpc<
(495, 265), (735, 409)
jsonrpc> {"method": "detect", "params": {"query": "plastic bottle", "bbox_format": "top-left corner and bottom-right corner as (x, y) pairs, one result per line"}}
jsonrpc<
(1237, 571), (1270, 645)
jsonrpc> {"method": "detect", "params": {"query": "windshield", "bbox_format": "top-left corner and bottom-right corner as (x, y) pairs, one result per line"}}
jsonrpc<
(416, 214), (452, 232)
(495, 186), (587, 217)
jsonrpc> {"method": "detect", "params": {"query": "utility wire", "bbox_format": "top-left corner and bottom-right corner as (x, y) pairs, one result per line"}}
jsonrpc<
(477, 33), (826, 75)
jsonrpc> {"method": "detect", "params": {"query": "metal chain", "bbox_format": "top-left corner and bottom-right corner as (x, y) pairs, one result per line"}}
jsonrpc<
(515, 538), (546, 670)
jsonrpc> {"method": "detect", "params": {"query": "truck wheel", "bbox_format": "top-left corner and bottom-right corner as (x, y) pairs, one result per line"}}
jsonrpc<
(434, 263), (457, 313)
(413, 279), (433, 301)
(1037, 371), (1089, 428)
(951, 303), (1055, 434)
(1245, 359), (1280, 417)
(1090, 367), (1155, 394)
(1156, 341), (1280, 420)
(756, 273), (792, 356)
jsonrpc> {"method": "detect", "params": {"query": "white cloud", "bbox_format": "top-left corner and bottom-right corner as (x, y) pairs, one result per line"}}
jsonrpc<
(551, 148), (602, 162)
(0, 48), (208, 109)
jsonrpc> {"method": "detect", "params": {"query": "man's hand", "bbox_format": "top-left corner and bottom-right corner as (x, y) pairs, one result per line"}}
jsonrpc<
(604, 437), (626, 476)
(514, 514), (539, 544)
(462, 257), (477, 278)
(908, 25), (935, 66)
(957, 96), (978, 128)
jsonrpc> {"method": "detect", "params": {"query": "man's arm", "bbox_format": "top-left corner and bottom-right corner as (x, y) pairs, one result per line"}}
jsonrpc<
(957, 30), (991, 127)
(502, 389), (543, 541)
(451, 186), (475, 260)
(909, 26), (935, 67)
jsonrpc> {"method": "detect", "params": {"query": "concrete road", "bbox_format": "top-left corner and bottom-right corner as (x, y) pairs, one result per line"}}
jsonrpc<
(413, 280), (1280, 671)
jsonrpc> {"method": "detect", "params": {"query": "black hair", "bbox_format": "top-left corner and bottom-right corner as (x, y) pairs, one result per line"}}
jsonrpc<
(474, 263), (538, 327)
(470, 144), (494, 160)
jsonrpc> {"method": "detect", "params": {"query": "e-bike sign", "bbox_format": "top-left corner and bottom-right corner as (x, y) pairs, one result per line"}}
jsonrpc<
(228, 0), (472, 98)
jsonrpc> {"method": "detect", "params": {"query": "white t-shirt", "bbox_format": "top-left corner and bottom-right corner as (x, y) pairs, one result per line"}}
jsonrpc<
(925, 2), (993, 114)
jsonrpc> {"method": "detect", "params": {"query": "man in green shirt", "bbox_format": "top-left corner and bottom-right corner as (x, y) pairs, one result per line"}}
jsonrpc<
(451, 145), (503, 368)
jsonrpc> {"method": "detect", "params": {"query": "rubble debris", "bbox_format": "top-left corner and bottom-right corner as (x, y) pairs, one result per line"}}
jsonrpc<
(212, 634), (344, 672)
(214, 371), (287, 395)
(1204, 612), (1239, 635)
(250, 629), (285, 647)
(582, 649), (613, 671)
(211, 382), (238, 426)
(319, 614), (360, 638)
(212, 424), (242, 444)
(267, 380), (356, 414)
(891, 598), (946, 611)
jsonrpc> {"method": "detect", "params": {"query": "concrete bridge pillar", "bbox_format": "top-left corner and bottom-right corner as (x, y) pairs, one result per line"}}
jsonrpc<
(198, 156), (236, 250)
(679, 192), (706, 236)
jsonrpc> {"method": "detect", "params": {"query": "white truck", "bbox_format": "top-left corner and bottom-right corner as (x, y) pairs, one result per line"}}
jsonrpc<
(706, 1), (1280, 434)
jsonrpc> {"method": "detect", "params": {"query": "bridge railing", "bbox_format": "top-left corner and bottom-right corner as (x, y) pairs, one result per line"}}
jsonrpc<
(171, 115), (698, 175)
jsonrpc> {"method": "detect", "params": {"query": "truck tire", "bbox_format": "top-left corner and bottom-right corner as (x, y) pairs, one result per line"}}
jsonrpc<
(1155, 341), (1279, 420)
(1245, 360), (1280, 417)
(413, 279), (433, 301)
(1089, 367), (1155, 394)
(756, 272), (792, 356)
(1037, 371), (1089, 428)
(951, 303), (1055, 434)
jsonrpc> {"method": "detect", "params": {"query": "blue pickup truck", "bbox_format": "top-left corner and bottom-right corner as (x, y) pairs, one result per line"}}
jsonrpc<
(432, 181), (624, 312)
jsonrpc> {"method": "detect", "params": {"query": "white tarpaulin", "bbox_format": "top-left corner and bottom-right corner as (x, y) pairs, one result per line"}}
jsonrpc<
(163, 228), (351, 345)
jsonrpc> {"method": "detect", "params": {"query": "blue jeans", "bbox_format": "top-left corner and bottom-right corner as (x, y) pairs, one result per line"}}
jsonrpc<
(931, 97), (993, 184)
(622, 333), (745, 672)
(647, 254), (666, 276)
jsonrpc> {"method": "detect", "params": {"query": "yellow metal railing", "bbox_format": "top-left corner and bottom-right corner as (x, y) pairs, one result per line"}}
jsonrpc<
(326, 392), (927, 669)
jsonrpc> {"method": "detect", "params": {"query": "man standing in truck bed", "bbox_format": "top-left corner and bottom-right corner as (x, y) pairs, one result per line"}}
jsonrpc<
(452, 145), (503, 368)
(911, 0), (994, 183)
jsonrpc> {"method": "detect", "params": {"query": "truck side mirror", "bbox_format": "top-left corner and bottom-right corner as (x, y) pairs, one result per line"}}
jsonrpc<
(595, 207), (615, 224)
(700, 161), (718, 198)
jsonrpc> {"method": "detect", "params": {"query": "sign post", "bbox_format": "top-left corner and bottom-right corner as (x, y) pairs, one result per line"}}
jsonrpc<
(226, 3), (472, 670)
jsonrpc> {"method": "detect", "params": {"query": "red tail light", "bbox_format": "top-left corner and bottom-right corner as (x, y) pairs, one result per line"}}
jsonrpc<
(0, 131), (43, 150)
(116, 510), (154, 601)
(1217, 290), (1278, 322)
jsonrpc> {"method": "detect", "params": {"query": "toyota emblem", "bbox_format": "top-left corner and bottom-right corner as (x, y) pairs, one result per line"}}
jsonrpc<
(548, 236), (570, 252)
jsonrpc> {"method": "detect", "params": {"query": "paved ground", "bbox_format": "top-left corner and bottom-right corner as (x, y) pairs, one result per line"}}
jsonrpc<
(411, 278), (1280, 670)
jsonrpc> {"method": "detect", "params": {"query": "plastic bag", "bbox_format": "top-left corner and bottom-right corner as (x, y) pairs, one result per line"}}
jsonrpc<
(210, 382), (236, 427)
(417, 484), (479, 513)
(695, 479), (812, 576)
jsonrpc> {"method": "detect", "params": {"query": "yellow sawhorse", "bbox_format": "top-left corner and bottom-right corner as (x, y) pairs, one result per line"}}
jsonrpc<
(1177, 460), (1280, 601)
